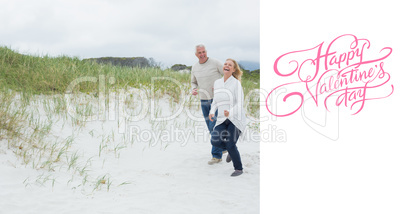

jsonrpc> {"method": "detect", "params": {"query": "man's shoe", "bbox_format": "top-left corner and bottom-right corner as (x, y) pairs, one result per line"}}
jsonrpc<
(208, 158), (222, 165)
(231, 170), (243, 177)
(226, 153), (232, 163)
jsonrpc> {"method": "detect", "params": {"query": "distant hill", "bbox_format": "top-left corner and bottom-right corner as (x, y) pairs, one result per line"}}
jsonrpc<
(238, 61), (260, 71)
(84, 57), (160, 68)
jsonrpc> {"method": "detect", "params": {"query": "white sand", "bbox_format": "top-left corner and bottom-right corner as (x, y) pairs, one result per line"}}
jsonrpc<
(0, 93), (260, 214)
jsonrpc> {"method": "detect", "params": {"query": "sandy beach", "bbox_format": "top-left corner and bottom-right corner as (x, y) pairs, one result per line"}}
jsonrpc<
(0, 94), (260, 214)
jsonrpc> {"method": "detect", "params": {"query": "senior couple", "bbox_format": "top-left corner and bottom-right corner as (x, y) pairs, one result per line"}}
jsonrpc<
(191, 44), (246, 177)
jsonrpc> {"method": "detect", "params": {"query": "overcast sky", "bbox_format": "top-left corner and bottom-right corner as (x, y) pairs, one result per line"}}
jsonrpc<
(0, 0), (259, 68)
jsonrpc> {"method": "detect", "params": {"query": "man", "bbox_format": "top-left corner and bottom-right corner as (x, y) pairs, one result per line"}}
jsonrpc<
(191, 44), (226, 165)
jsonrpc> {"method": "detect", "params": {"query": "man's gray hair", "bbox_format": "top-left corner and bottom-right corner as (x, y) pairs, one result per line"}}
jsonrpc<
(195, 44), (206, 53)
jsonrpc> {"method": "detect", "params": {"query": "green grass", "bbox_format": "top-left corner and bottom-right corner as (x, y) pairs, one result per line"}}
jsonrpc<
(0, 46), (191, 95)
(0, 46), (259, 93)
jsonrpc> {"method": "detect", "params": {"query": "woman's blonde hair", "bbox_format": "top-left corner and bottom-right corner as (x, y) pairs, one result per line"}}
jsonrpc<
(226, 58), (243, 82)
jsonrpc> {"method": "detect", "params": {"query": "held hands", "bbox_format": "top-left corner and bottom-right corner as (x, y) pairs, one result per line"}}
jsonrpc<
(192, 88), (198, 96)
(209, 114), (214, 121)
(224, 110), (229, 117)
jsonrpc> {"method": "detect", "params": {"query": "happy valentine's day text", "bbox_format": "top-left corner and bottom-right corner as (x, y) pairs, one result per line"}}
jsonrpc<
(266, 34), (394, 117)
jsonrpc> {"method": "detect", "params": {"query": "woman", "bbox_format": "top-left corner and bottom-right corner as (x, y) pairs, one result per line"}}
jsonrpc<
(208, 58), (246, 177)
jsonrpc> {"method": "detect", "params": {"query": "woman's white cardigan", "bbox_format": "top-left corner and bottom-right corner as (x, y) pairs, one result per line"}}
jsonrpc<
(209, 75), (246, 133)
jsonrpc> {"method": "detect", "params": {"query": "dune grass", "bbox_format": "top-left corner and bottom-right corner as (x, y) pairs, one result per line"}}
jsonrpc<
(0, 46), (190, 96)
(0, 46), (259, 94)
